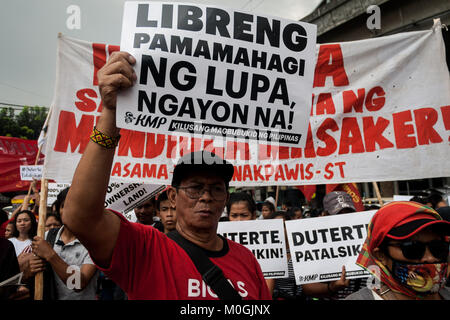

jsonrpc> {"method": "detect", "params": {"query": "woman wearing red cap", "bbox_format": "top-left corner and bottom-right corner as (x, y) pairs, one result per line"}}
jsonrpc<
(346, 201), (450, 300)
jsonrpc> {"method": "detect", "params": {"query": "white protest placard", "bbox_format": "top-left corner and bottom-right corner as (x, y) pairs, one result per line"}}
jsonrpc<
(47, 183), (71, 206)
(104, 182), (165, 214)
(217, 219), (288, 279)
(20, 165), (43, 181)
(116, 2), (317, 147)
(285, 210), (376, 285)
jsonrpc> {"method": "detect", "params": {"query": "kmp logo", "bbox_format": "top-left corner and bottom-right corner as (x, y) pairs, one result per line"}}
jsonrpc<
(299, 274), (318, 282)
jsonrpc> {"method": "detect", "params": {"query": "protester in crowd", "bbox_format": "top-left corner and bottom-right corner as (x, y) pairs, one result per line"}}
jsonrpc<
(134, 198), (164, 232)
(321, 191), (357, 216)
(410, 195), (428, 205)
(9, 210), (37, 257)
(437, 206), (450, 286)
(27, 187), (99, 300)
(426, 192), (447, 210)
(226, 192), (275, 291)
(267, 211), (306, 300)
(156, 190), (177, 234)
(259, 201), (276, 220)
(226, 192), (257, 221)
(436, 206), (450, 222)
(264, 196), (276, 208)
(0, 193), (34, 241)
(302, 191), (368, 299)
(0, 237), (30, 300)
(96, 271), (127, 300)
(0, 237), (20, 282)
(62, 51), (270, 299)
(4, 221), (16, 239)
(281, 200), (292, 212)
(134, 198), (156, 225)
(288, 206), (303, 220)
(6, 209), (38, 297)
(346, 201), (450, 300)
(45, 212), (62, 232)
(0, 209), (8, 239)
(51, 200), (59, 216)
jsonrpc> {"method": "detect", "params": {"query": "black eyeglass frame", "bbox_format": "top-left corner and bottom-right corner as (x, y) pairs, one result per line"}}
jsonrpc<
(177, 184), (228, 201)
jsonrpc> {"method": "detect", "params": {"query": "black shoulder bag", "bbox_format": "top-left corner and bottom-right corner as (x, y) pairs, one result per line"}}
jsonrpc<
(167, 230), (242, 300)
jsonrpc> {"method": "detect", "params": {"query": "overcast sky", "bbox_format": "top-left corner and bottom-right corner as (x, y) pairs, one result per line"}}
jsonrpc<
(0, 0), (322, 109)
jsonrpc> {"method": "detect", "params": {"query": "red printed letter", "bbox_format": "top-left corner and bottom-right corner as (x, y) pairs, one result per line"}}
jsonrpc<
(315, 93), (336, 115)
(413, 108), (442, 145)
(362, 116), (394, 152)
(75, 88), (98, 112)
(343, 88), (365, 113)
(117, 129), (145, 158)
(365, 86), (385, 112)
(393, 110), (416, 149)
(339, 117), (365, 154)
(313, 44), (349, 88)
(54, 111), (93, 153)
(316, 118), (339, 156)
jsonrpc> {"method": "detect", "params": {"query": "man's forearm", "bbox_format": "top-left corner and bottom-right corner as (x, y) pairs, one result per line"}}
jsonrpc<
(63, 110), (117, 231)
(46, 253), (93, 290)
(61, 51), (135, 267)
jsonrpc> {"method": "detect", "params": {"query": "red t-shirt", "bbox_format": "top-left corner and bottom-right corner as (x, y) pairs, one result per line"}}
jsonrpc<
(96, 211), (271, 300)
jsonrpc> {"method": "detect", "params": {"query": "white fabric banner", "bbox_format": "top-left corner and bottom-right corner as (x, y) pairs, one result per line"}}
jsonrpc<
(217, 219), (289, 279)
(285, 210), (376, 285)
(43, 20), (450, 186)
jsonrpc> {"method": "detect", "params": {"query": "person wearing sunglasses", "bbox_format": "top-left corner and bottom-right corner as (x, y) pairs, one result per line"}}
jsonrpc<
(346, 201), (450, 300)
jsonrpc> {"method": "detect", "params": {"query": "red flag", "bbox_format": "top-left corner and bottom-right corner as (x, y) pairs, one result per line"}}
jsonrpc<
(326, 184), (340, 194)
(296, 185), (317, 201)
(326, 183), (365, 212)
(0, 136), (44, 192)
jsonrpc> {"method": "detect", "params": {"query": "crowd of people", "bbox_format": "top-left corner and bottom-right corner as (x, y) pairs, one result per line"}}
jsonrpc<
(1, 50), (449, 301)
(1, 177), (449, 300)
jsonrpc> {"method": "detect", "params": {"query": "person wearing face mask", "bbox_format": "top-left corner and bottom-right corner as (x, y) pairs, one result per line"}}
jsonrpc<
(346, 201), (450, 300)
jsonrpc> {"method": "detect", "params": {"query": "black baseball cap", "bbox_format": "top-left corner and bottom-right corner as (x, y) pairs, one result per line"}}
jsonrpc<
(386, 211), (450, 240)
(171, 151), (234, 187)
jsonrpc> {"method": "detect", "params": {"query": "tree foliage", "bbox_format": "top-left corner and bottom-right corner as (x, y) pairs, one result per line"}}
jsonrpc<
(0, 106), (48, 140)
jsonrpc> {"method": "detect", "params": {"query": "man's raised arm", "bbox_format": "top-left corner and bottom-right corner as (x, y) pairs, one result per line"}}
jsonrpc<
(63, 52), (137, 268)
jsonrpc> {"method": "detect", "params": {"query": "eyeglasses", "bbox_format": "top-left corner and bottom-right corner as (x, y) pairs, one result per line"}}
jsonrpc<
(178, 184), (227, 201)
(388, 240), (449, 261)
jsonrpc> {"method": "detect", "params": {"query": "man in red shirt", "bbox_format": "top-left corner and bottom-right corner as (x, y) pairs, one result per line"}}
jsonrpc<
(63, 51), (270, 300)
